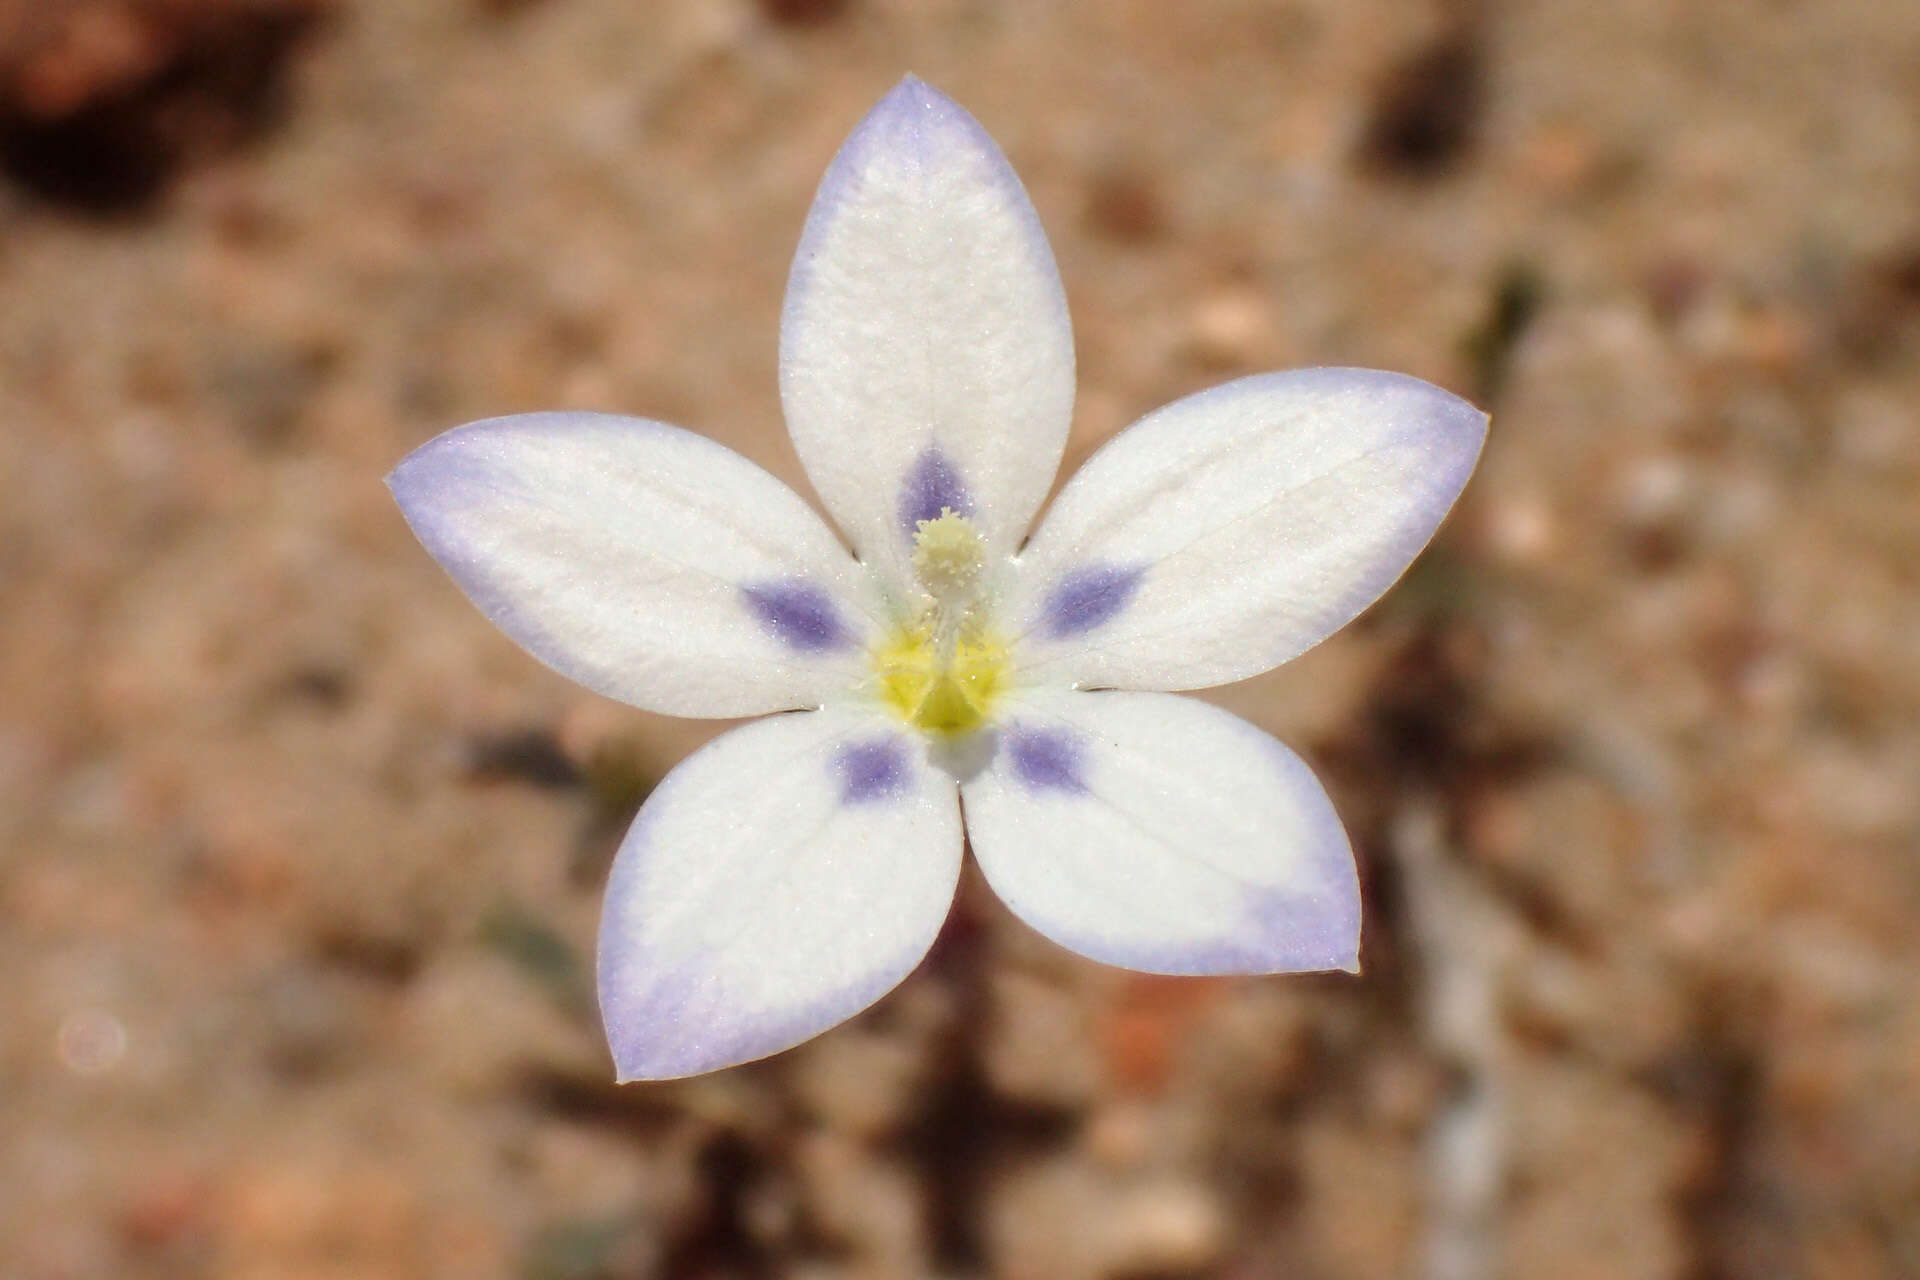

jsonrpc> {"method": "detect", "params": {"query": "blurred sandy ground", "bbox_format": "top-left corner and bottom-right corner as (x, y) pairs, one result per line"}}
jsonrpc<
(2, 1), (1917, 1277)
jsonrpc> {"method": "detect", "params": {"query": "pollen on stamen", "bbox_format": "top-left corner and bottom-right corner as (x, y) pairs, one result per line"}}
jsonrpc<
(912, 508), (985, 603)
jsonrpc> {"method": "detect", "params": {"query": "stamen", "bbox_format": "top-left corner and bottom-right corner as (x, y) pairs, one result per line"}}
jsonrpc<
(912, 508), (984, 603)
(912, 508), (987, 659)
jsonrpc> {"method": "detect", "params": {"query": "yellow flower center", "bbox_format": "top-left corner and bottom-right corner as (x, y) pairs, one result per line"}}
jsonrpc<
(874, 628), (1008, 735)
(873, 509), (1009, 737)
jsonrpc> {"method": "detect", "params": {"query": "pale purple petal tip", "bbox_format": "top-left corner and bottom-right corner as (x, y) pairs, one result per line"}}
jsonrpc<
(856, 74), (987, 166)
(1006, 726), (1087, 793)
(1277, 366), (1487, 500)
(789, 77), (1005, 301)
(1041, 564), (1145, 638)
(741, 580), (854, 652)
(835, 738), (912, 804)
(898, 445), (972, 532)
(787, 73), (1060, 329)
(1244, 879), (1363, 974)
(1104, 869), (1360, 977)
(603, 959), (899, 1081)
(1229, 732), (1363, 974)
(384, 423), (583, 676)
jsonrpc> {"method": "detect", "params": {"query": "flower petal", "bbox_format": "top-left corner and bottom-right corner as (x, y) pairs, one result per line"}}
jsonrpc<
(1007, 368), (1485, 691)
(599, 707), (963, 1079)
(389, 412), (881, 719)
(961, 688), (1359, 975)
(780, 76), (1075, 595)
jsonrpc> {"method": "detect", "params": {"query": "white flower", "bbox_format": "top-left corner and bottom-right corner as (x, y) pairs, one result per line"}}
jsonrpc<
(389, 77), (1486, 1080)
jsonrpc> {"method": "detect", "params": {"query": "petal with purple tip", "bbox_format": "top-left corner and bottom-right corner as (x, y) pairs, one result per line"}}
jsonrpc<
(388, 412), (879, 719)
(781, 76), (1074, 593)
(598, 708), (962, 1080)
(962, 689), (1360, 975)
(1008, 368), (1486, 692)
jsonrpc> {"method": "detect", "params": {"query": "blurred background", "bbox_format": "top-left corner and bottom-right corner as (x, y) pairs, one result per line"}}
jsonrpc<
(3, 1), (1917, 1276)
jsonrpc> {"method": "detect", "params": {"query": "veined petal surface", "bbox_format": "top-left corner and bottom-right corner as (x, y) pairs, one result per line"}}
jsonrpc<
(780, 76), (1075, 597)
(1007, 368), (1485, 691)
(961, 688), (1359, 975)
(599, 707), (963, 1079)
(389, 412), (879, 719)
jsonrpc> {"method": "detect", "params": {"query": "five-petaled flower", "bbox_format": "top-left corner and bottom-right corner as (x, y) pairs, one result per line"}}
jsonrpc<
(389, 77), (1486, 1080)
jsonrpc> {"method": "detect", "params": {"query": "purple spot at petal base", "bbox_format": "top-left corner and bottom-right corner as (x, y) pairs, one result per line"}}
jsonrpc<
(1008, 726), (1087, 793)
(836, 738), (911, 804)
(898, 445), (971, 533)
(1042, 564), (1144, 638)
(742, 580), (853, 652)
